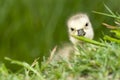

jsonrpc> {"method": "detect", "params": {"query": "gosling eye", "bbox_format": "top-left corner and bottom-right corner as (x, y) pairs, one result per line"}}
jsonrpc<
(70, 28), (74, 31)
(85, 23), (89, 27)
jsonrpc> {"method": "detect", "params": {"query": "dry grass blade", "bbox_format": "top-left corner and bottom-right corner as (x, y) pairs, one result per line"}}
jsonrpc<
(102, 23), (118, 29)
(31, 58), (40, 67)
(46, 46), (57, 64)
(26, 57), (40, 75)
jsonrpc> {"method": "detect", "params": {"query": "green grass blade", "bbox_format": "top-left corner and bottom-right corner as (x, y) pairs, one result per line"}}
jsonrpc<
(104, 4), (116, 16)
(71, 35), (106, 47)
(110, 30), (120, 38)
(104, 35), (120, 43)
(92, 11), (120, 20)
(4, 57), (45, 80)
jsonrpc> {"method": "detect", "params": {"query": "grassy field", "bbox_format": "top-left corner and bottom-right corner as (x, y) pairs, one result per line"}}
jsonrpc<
(1, 41), (120, 80)
(0, 0), (120, 71)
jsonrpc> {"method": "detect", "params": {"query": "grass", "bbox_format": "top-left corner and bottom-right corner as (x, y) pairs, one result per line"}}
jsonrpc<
(0, 5), (120, 80)
(0, 42), (120, 80)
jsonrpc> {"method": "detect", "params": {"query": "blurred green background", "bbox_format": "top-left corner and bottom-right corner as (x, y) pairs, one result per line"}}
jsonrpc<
(0, 0), (120, 71)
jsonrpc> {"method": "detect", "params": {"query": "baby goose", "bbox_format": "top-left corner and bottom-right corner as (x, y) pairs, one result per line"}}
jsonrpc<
(52, 13), (94, 61)
(67, 13), (94, 45)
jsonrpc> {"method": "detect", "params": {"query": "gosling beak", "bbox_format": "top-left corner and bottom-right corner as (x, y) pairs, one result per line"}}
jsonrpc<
(77, 29), (86, 36)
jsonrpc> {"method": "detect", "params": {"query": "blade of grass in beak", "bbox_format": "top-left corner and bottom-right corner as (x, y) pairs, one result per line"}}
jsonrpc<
(71, 35), (106, 47)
